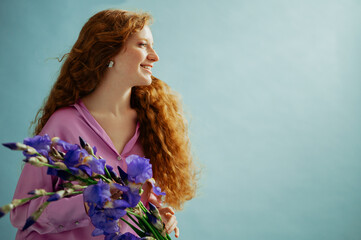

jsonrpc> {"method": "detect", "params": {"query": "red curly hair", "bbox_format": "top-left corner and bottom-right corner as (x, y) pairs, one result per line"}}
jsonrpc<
(32, 9), (197, 210)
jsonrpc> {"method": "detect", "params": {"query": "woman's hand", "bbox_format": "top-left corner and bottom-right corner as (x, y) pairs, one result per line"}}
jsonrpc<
(147, 189), (180, 238)
(157, 205), (179, 238)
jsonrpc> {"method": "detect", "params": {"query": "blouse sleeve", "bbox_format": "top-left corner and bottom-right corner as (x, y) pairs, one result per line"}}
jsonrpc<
(10, 107), (91, 234)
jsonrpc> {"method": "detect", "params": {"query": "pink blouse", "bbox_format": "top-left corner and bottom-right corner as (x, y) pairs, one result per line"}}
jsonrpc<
(10, 100), (148, 240)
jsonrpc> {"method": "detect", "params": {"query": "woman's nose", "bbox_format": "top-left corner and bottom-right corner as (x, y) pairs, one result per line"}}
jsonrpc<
(148, 48), (159, 62)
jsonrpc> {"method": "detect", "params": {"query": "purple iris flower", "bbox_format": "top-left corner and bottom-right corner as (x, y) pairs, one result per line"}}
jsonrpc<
(53, 138), (79, 151)
(23, 134), (51, 157)
(83, 156), (106, 175)
(63, 148), (87, 168)
(83, 180), (111, 206)
(148, 180), (166, 196)
(112, 199), (131, 209)
(122, 188), (141, 208)
(76, 156), (105, 176)
(88, 205), (128, 236)
(104, 233), (119, 240)
(90, 210), (119, 236)
(77, 165), (92, 176)
(84, 180), (139, 237)
(88, 201), (127, 220)
(126, 155), (153, 184)
(153, 186), (166, 196)
(118, 232), (141, 240)
(104, 233), (141, 240)
(110, 182), (129, 192)
(103, 208), (127, 219)
(63, 147), (105, 176)
(104, 233), (143, 240)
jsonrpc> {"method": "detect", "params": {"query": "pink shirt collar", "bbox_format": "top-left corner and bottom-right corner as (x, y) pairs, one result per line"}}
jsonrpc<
(72, 99), (140, 157)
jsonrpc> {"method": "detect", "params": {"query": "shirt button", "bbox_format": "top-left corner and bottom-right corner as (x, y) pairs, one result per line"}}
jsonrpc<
(117, 156), (121, 161)
(75, 221), (79, 225)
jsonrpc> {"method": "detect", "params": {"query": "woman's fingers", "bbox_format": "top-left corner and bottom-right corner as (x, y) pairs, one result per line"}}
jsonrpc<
(174, 226), (180, 238)
(148, 203), (179, 237)
(159, 206), (175, 215)
(164, 213), (175, 229)
(164, 213), (178, 234)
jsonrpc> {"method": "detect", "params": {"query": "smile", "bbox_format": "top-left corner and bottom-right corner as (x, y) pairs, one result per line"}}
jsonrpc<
(141, 65), (152, 74)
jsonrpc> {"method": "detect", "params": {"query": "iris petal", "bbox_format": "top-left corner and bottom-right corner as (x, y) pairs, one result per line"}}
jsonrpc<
(126, 155), (152, 184)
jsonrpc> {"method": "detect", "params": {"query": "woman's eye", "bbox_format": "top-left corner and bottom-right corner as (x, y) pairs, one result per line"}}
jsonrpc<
(139, 43), (147, 47)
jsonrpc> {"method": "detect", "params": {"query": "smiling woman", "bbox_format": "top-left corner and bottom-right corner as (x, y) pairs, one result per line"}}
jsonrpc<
(10, 9), (198, 240)
(107, 25), (159, 88)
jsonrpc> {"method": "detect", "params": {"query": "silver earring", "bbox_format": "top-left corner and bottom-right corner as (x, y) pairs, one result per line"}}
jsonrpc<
(108, 60), (114, 68)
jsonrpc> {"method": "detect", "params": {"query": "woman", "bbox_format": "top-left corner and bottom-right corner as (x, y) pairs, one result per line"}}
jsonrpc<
(10, 9), (197, 240)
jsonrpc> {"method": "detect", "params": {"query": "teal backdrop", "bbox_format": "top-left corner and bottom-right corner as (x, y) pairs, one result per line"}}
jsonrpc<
(1, 0), (360, 239)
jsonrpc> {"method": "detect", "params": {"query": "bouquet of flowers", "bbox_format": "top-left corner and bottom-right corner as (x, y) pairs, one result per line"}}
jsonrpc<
(0, 134), (171, 240)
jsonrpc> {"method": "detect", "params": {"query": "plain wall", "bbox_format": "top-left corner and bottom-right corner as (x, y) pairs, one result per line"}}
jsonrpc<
(0, 0), (360, 239)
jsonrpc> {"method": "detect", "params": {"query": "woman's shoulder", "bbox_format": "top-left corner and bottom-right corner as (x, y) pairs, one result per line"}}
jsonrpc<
(46, 105), (82, 126)
(40, 105), (85, 139)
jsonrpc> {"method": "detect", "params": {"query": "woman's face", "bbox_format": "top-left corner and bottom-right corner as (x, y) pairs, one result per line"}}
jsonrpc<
(111, 25), (159, 86)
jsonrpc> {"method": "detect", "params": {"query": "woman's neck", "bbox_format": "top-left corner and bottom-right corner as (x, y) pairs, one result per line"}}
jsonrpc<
(81, 78), (134, 118)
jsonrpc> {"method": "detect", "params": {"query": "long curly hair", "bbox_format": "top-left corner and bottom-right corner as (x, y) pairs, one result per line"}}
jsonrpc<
(32, 9), (197, 210)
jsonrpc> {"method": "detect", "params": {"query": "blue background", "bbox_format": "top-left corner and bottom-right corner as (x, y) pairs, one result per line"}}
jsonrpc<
(1, 0), (361, 239)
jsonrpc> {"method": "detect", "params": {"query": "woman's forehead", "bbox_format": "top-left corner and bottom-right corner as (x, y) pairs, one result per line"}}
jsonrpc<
(129, 26), (154, 44)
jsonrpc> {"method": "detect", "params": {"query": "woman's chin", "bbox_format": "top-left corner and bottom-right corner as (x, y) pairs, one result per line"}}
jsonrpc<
(140, 78), (153, 86)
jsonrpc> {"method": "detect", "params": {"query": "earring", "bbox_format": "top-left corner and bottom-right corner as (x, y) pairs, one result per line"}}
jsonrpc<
(108, 60), (114, 68)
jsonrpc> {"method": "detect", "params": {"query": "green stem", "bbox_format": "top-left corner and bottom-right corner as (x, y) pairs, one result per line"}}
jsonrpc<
(16, 189), (83, 207)
(126, 210), (141, 219)
(127, 212), (149, 235)
(39, 162), (97, 185)
(119, 217), (145, 237)
(138, 201), (150, 214)
(126, 213), (140, 226)
(66, 191), (83, 196)
(138, 202), (171, 240)
(139, 217), (165, 240)
(166, 233), (172, 240)
(127, 211), (165, 240)
(104, 165), (112, 180)
(94, 174), (111, 183)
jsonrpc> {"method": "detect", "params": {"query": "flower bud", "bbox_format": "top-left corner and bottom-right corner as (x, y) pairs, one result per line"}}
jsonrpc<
(37, 155), (48, 163)
(53, 161), (68, 170)
(25, 146), (38, 156)
(50, 146), (64, 160)
(47, 190), (65, 202)
(25, 157), (44, 167)
(51, 137), (60, 144)
(2, 142), (27, 151)
(28, 189), (47, 196)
